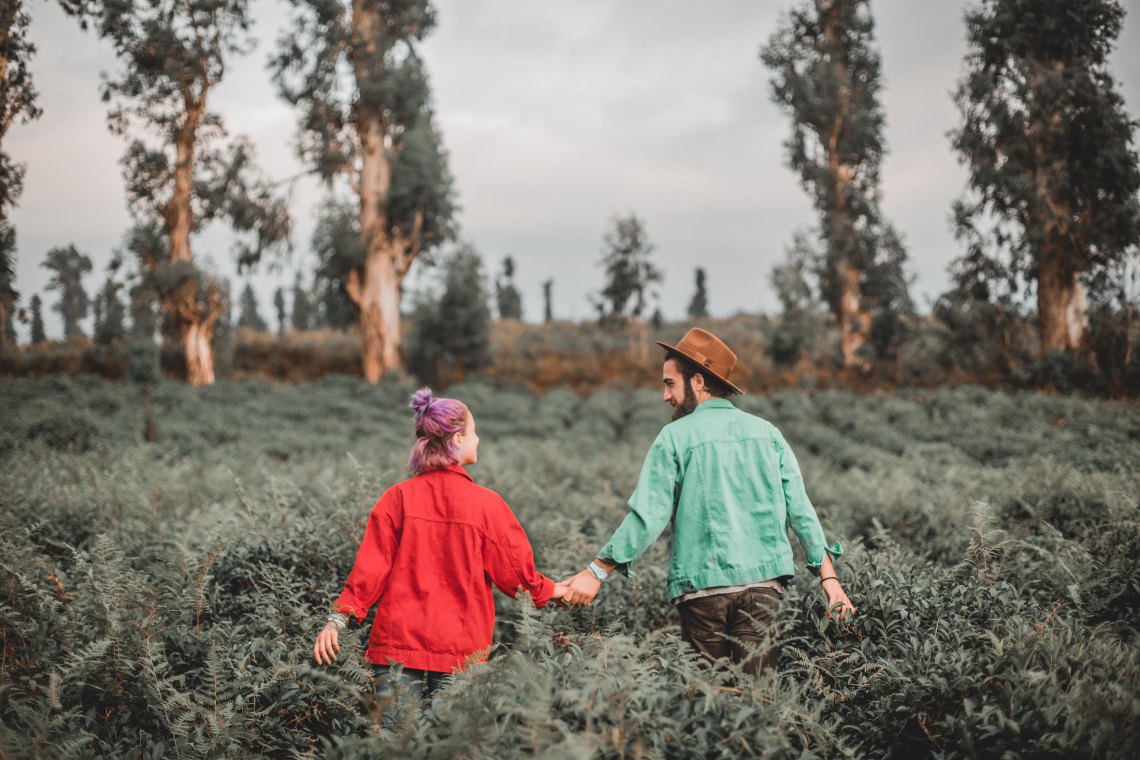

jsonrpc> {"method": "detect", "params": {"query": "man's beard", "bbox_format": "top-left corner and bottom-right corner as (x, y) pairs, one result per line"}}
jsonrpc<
(671, 376), (698, 421)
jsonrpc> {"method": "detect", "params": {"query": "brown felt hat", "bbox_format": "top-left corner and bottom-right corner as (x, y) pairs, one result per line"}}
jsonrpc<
(655, 327), (745, 394)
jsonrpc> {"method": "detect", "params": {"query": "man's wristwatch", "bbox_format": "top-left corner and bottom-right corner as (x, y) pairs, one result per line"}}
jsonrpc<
(587, 560), (611, 582)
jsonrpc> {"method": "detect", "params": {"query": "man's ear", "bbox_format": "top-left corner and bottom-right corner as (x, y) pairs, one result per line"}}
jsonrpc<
(691, 371), (706, 393)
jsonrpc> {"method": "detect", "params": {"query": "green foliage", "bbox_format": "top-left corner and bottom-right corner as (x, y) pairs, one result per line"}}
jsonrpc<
(270, 0), (457, 294)
(406, 244), (493, 387)
(592, 213), (662, 327)
(762, 0), (913, 362)
(237, 282), (268, 332)
(687, 267), (709, 320)
(290, 272), (314, 332)
(0, 0), (41, 216)
(311, 196), (362, 330)
(1, 380), (1137, 757)
(96, 3), (292, 269)
(93, 276), (127, 346)
(42, 244), (93, 339)
(768, 231), (826, 367)
(951, 0), (1140, 296)
(495, 256), (523, 321)
(29, 293), (44, 343)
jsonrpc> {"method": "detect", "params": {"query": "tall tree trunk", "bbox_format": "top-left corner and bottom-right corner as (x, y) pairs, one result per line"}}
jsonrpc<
(143, 381), (158, 442)
(164, 101), (217, 386)
(822, 0), (871, 370)
(348, 4), (405, 383)
(1037, 242), (1088, 354)
(348, 250), (402, 383)
(0, 301), (9, 349)
(837, 258), (870, 369)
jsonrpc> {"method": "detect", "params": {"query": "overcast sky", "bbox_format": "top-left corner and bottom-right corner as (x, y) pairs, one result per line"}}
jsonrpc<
(9, 0), (1140, 338)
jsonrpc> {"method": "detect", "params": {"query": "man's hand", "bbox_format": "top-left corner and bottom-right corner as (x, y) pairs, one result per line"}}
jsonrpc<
(822, 578), (856, 620)
(313, 621), (341, 665)
(559, 569), (601, 606)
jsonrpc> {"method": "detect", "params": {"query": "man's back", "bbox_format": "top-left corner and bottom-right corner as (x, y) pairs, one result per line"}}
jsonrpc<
(600, 397), (834, 599)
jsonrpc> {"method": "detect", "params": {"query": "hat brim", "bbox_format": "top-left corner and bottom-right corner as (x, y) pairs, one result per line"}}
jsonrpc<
(656, 340), (745, 394)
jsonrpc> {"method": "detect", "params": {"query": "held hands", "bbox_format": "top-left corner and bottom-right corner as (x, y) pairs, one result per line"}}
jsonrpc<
(313, 621), (342, 665)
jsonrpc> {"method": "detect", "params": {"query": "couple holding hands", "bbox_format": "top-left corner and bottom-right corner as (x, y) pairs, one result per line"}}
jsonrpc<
(313, 328), (854, 709)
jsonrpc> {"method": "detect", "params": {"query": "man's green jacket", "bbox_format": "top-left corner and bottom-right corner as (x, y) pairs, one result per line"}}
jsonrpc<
(599, 397), (842, 599)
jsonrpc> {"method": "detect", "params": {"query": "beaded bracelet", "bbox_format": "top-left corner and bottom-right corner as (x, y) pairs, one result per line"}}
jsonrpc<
(327, 612), (348, 628)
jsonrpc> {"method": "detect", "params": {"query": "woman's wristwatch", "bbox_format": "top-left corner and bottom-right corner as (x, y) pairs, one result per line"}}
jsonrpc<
(587, 560), (611, 582)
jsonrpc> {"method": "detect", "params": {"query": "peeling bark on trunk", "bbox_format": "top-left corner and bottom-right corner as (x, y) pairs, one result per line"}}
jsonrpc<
(347, 251), (402, 384)
(1037, 242), (1088, 354)
(163, 100), (219, 387)
(346, 3), (418, 384)
(0, 301), (9, 349)
(838, 259), (871, 369)
(822, 1), (872, 371)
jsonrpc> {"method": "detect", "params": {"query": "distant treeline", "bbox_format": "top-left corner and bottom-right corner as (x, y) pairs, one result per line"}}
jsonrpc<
(1, 0), (1137, 391)
(3, 311), (1136, 398)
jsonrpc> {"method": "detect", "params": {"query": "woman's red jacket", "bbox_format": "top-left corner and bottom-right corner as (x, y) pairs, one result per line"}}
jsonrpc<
(333, 465), (555, 672)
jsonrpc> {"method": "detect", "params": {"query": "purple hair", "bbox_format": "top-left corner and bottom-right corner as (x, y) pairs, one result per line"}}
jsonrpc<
(407, 387), (470, 476)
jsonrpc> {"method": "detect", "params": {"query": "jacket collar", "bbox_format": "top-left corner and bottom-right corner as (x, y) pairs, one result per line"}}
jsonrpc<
(433, 464), (474, 482)
(694, 397), (735, 413)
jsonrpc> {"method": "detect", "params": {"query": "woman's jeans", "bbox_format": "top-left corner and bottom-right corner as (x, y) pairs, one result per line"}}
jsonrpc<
(372, 664), (448, 729)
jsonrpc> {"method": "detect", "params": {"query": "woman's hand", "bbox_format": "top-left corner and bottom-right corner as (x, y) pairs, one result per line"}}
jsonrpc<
(313, 621), (342, 665)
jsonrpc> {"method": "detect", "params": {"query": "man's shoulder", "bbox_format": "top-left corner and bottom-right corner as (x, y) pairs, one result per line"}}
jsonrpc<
(672, 402), (783, 443)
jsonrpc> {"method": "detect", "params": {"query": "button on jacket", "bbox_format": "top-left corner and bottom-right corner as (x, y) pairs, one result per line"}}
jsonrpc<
(599, 398), (842, 600)
(333, 465), (555, 672)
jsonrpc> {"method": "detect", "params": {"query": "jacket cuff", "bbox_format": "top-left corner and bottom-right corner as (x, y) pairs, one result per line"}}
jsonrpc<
(596, 552), (632, 578)
(805, 542), (844, 574)
(332, 600), (366, 623)
(529, 574), (556, 608)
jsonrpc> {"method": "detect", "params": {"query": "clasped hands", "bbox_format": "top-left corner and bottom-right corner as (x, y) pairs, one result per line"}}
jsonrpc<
(553, 568), (601, 607)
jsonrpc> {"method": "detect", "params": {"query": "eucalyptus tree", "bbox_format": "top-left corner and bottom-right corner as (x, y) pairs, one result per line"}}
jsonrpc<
(0, 1), (36, 345)
(1, 1), (95, 343)
(0, 222), (14, 347)
(273, 286), (287, 335)
(495, 256), (522, 320)
(29, 292), (43, 343)
(406, 244), (491, 386)
(93, 0), (291, 385)
(687, 267), (709, 319)
(93, 276), (126, 346)
(542, 279), (553, 324)
(951, 0), (1140, 356)
(593, 213), (661, 326)
(290, 272), (312, 331)
(42, 244), (92, 339)
(1, 0), (39, 218)
(237, 282), (268, 332)
(762, 0), (911, 369)
(272, 0), (457, 382)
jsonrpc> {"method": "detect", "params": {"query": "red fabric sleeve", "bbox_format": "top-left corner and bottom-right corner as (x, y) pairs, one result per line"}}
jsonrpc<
(332, 489), (402, 622)
(484, 499), (555, 608)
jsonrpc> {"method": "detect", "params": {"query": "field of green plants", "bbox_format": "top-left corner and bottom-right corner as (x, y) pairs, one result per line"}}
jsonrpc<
(1, 376), (1137, 758)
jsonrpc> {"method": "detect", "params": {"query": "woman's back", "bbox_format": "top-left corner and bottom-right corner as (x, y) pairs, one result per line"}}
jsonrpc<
(334, 464), (553, 672)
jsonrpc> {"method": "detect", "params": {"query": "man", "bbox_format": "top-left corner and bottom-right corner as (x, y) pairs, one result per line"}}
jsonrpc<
(560, 327), (854, 674)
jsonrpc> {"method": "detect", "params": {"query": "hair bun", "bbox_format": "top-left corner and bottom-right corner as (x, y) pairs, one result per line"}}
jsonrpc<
(409, 387), (435, 418)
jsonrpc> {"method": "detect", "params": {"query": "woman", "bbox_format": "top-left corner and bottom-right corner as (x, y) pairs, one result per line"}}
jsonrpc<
(313, 388), (565, 707)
